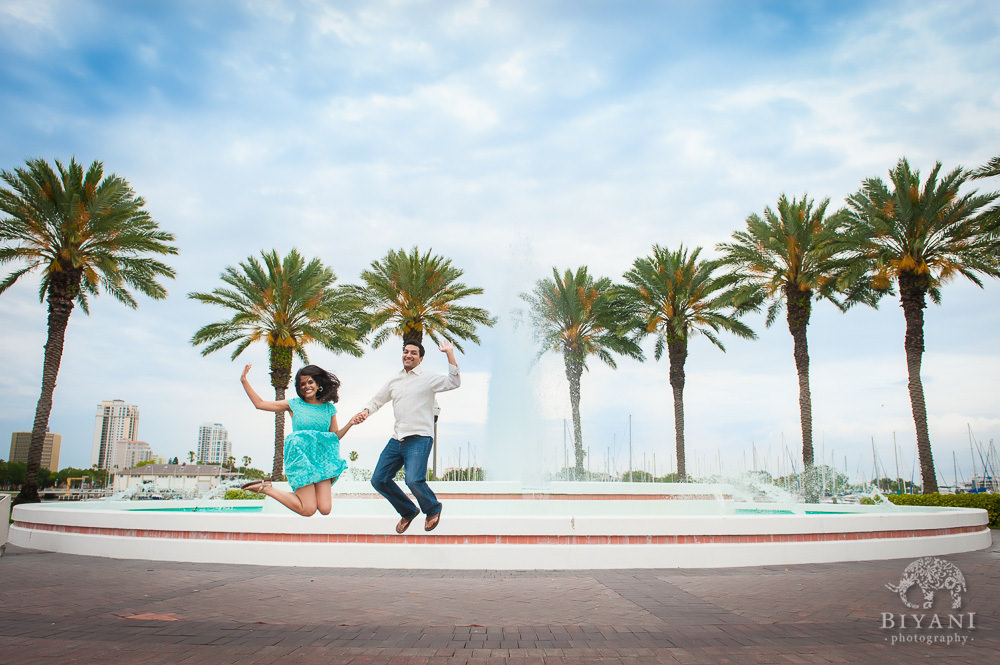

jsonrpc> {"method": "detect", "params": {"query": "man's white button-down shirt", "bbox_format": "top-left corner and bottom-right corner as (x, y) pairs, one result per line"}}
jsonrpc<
(364, 363), (461, 440)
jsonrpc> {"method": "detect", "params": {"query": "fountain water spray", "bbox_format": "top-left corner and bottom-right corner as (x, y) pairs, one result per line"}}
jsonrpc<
(483, 242), (548, 487)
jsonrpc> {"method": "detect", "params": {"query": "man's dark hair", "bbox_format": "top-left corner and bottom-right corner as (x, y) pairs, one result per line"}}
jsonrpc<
(404, 341), (425, 357)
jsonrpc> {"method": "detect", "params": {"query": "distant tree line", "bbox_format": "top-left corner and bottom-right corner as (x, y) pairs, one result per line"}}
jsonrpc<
(0, 460), (269, 492)
(0, 462), (106, 491)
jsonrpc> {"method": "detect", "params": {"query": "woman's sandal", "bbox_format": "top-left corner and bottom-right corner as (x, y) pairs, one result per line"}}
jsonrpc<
(241, 480), (271, 493)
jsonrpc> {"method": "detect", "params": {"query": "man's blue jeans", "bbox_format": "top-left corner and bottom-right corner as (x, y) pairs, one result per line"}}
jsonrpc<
(371, 436), (441, 519)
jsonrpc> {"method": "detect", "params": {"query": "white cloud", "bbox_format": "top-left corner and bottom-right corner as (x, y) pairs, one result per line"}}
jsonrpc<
(0, 0), (67, 50)
(495, 50), (529, 90)
(324, 82), (499, 133)
(313, 5), (368, 45)
(447, 0), (492, 30)
(418, 83), (499, 132)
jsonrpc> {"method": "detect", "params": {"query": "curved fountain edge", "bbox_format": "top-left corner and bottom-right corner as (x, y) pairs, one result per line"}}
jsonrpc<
(9, 483), (992, 570)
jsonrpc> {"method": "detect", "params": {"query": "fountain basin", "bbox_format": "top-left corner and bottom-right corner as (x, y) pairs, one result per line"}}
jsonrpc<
(9, 482), (990, 569)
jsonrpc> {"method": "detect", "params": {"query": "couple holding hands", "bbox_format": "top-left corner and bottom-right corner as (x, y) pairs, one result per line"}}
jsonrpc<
(240, 339), (459, 533)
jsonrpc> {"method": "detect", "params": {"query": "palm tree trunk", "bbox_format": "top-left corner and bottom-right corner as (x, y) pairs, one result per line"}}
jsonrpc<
(403, 322), (423, 349)
(899, 273), (938, 494)
(563, 354), (585, 476)
(269, 346), (293, 480)
(785, 286), (815, 495)
(667, 336), (688, 481)
(14, 276), (77, 506)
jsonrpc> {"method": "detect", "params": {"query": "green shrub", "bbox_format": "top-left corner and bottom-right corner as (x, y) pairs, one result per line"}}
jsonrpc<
(225, 489), (264, 500)
(886, 493), (1000, 528)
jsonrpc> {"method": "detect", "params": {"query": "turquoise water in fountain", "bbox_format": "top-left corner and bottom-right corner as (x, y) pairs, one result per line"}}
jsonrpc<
(88, 493), (954, 518)
(127, 505), (264, 513)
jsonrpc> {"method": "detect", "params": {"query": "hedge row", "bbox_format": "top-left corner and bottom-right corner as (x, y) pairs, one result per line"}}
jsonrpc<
(886, 493), (1000, 528)
(224, 489), (265, 500)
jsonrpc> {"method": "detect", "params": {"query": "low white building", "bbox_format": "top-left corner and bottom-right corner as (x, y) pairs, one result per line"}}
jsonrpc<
(112, 463), (242, 498)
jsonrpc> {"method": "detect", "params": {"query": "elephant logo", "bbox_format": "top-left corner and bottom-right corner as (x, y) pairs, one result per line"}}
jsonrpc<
(885, 557), (967, 610)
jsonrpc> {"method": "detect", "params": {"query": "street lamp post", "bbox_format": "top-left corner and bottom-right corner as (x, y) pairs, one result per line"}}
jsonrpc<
(433, 403), (441, 479)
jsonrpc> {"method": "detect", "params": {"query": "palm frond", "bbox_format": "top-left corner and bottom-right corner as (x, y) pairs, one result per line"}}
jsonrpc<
(0, 264), (38, 296)
(970, 155), (1000, 180)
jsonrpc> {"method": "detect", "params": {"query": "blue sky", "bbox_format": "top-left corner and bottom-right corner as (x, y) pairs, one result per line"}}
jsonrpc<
(1, 0), (998, 486)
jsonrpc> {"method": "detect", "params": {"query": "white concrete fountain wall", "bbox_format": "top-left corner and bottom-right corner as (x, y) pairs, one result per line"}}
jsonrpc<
(9, 481), (991, 569)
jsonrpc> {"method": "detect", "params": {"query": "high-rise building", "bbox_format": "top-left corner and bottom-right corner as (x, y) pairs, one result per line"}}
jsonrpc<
(8, 431), (62, 470)
(112, 439), (154, 470)
(92, 400), (140, 471)
(197, 423), (232, 465)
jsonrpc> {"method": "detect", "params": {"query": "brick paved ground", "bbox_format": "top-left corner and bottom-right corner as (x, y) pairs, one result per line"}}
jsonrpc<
(0, 534), (996, 664)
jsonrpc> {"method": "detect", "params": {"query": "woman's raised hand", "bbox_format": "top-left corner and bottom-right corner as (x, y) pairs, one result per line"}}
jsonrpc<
(241, 363), (252, 381)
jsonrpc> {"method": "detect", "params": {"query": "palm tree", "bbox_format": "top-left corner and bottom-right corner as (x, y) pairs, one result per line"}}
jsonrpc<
(621, 245), (756, 480)
(0, 158), (177, 505)
(189, 249), (365, 479)
(353, 246), (495, 351)
(845, 159), (1000, 494)
(522, 267), (642, 475)
(716, 195), (860, 494)
(241, 455), (251, 468)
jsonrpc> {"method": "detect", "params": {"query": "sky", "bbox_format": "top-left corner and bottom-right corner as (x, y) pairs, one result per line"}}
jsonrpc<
(1, 0), (998, 488)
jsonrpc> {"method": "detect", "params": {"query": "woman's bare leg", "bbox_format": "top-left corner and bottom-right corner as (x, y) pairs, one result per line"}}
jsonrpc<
(252, 482), (318, 516)
(315, 479), (333, 515)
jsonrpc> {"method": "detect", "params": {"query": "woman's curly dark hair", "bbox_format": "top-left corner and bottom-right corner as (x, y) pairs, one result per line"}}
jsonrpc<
(294, 365), (340, 403)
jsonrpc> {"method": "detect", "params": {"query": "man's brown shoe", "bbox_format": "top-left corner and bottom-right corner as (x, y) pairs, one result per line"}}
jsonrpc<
(424, 510), (441, 532)
(396, 513), (417, 534)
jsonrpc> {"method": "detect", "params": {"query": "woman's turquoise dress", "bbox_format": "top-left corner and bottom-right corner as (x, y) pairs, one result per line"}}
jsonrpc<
(284, 397), (348, 491)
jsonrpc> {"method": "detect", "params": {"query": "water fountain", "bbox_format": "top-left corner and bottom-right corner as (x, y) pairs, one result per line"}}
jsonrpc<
(6, 277), (992, 568)
(9, 474), (990, 568)
(10, 396), (991, 569)
(483, 311), (548, 487)
(104, 480), (191, 501)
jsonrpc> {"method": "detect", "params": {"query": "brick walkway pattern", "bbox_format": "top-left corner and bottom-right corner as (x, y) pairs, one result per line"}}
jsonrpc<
(1, 534), (997, 664)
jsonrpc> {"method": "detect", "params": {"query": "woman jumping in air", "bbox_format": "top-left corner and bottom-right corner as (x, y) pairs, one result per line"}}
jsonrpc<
(240, 363), (361, 516)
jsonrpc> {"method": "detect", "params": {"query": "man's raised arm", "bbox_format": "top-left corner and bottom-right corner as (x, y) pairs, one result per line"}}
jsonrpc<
(433, 339), (461, 392)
